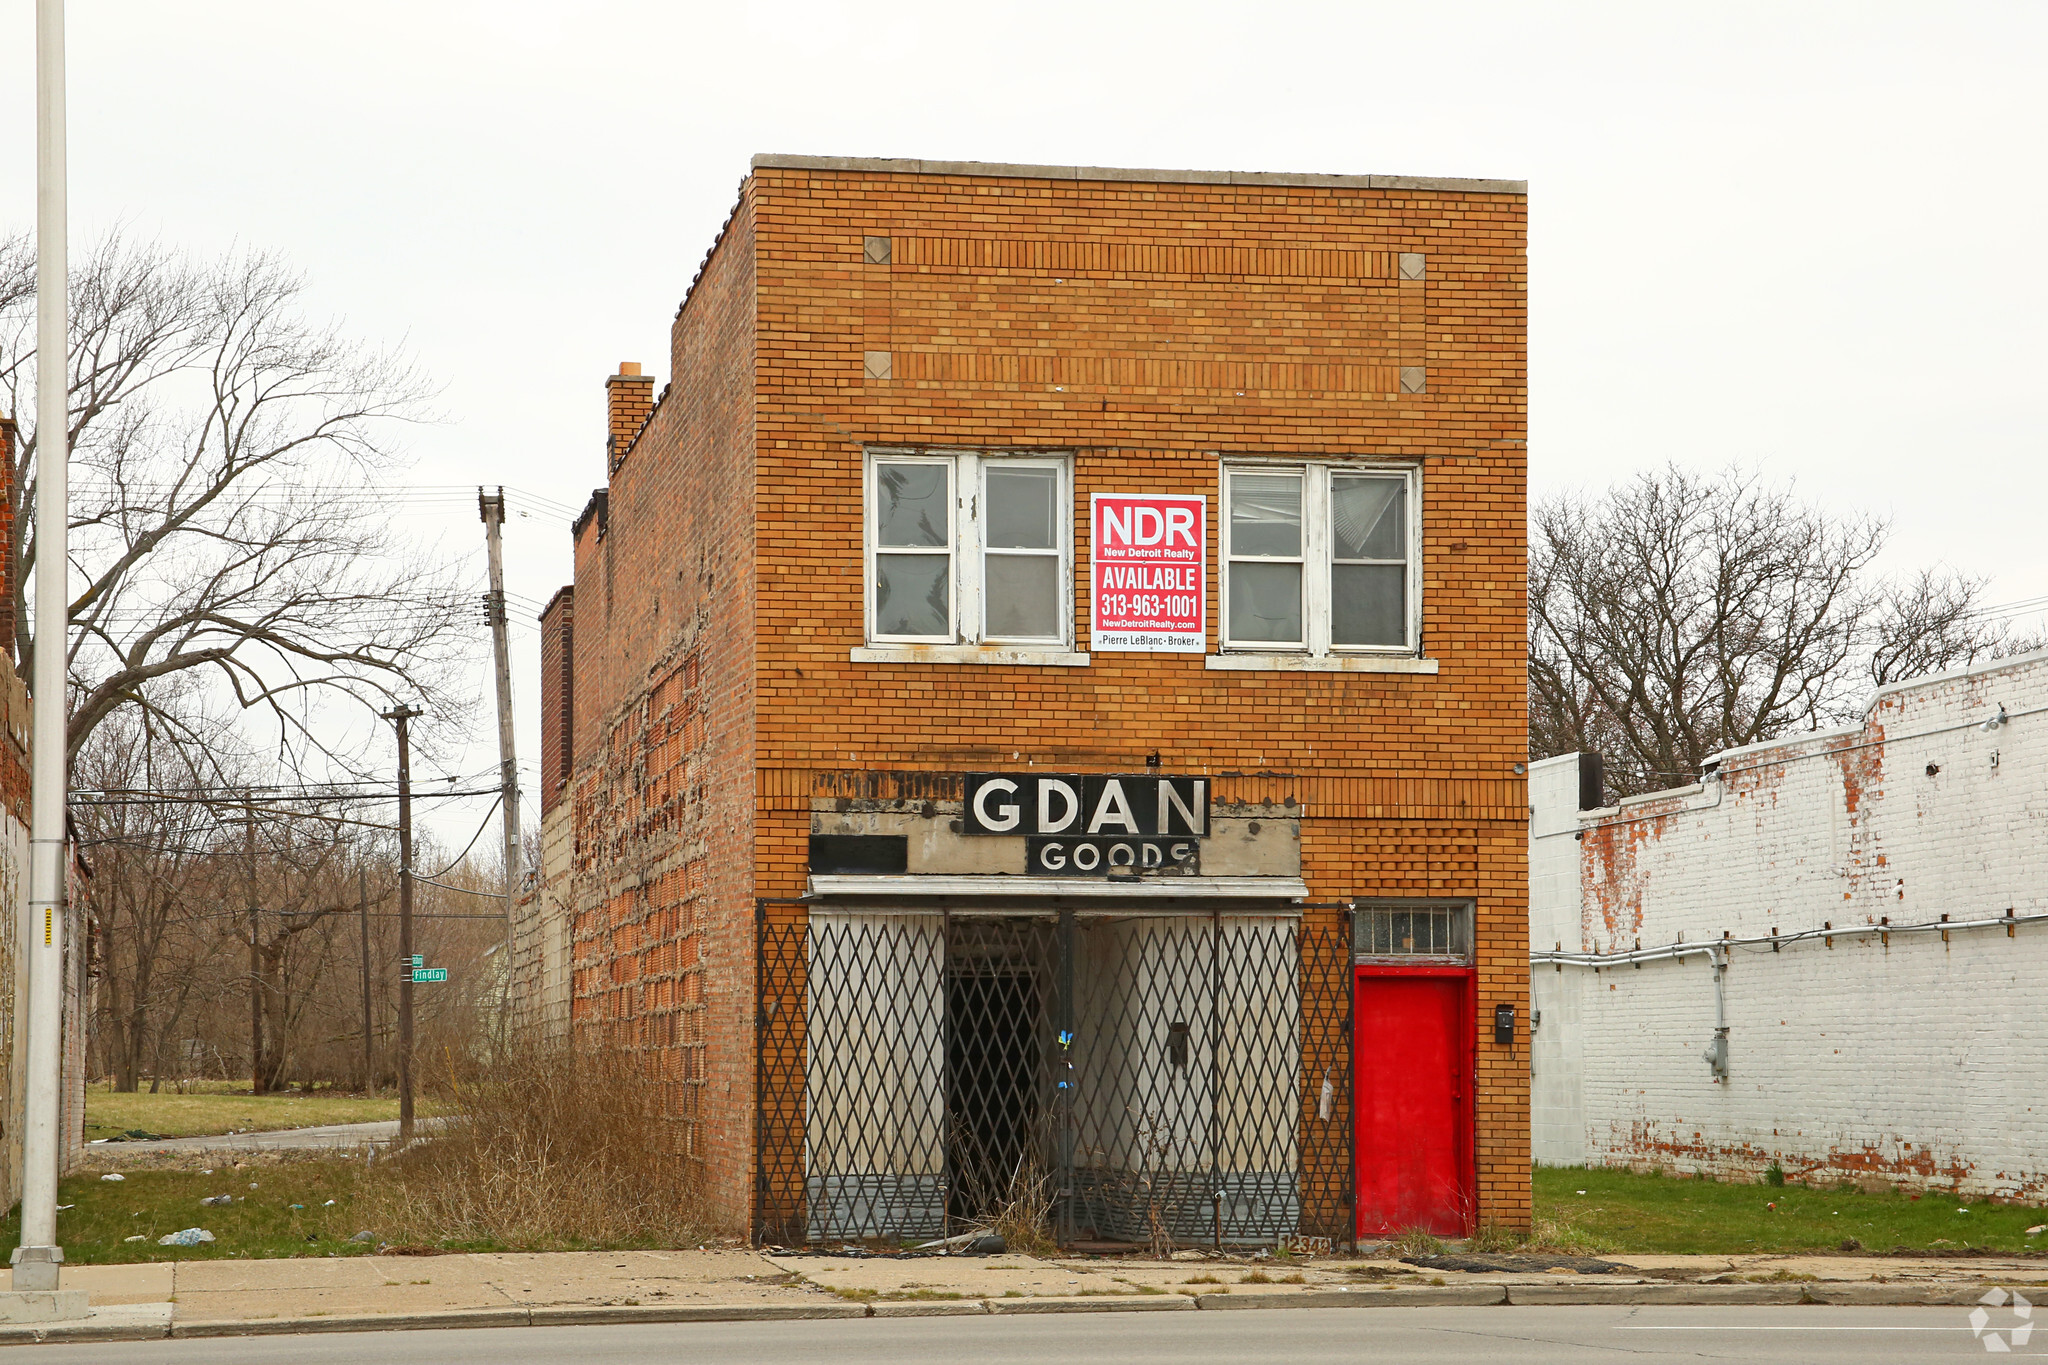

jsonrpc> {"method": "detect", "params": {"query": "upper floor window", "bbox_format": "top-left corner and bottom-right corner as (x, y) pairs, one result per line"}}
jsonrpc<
(1221, 462), (1418, 654)
(866, 450), (1072, 647)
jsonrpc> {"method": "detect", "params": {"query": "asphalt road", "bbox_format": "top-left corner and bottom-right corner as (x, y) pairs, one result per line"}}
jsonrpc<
(7, 1305), (2020, 1363)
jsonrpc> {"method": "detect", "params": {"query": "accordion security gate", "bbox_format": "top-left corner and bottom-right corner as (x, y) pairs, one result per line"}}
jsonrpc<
(756, 908), (1355, 1248)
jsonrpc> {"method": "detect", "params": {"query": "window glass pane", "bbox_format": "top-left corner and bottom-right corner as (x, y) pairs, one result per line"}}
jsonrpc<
(987, 468), (1057, 550)
(1331, 564), (1405, 647)
(1227, 562), (1303, 643)
(1330, 475), (1406, 561)
(1229, 473), (1302, 558)
(985, 553), (1061, 639)
(875, 553), (950, 636)
(1354, 904), (1472, 963)
(876, 463), (948, 548)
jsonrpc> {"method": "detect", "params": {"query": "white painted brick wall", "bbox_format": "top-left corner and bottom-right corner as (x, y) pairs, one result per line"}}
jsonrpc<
(1530, 650), (2048, 1197)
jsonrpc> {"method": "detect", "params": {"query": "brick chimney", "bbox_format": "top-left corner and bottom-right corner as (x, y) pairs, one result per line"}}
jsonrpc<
(605, 362), (655, 474)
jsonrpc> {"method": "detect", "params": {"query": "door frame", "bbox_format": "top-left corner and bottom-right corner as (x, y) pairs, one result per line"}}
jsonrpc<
(1352, 964), (1477, 1237)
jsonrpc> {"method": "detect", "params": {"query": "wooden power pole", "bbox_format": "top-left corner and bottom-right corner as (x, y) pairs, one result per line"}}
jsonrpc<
(382, 703), (422, 1142)
(358, 868), (373, 1093)
(246, 798), (263, 1094)
(478, 489), (521, 1019)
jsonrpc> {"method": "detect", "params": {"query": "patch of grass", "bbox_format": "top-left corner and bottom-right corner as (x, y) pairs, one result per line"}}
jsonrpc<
(1469, 1221), (1527, 1254)
(1183, 1273), (1223, 1284)
(86, 1081), (402, 1143)
(1238, 1269), (1272, 1284)
(1, 1156), (373, 1264)
(1536, 1165), (2048, 1255)
(354, 1044), (722, 1251)
(1278, 1272), (1306, 1284)
(1386, 1226), (1445, 1258)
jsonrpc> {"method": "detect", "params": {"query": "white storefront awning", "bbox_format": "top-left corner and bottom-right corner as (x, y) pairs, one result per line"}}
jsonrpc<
(806, 874), (1312, 900)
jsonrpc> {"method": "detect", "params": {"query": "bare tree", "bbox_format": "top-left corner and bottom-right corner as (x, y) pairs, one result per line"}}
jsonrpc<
(0, 230), (473, 768)
(76, 700), (230, 1092)
(1530, 465), (2038, 799)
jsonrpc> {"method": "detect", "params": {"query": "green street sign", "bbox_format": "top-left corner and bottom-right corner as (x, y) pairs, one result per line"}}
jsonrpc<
(411, 967), (448, 983)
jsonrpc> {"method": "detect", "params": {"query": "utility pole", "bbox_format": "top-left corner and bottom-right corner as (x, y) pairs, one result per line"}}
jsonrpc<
(358, 868), (373, 1094)
(246, 800), (263, 1094)
(478, 489), (521, 1024)
(382, 703), (421, 1143)
(14, 0), (70, 1298)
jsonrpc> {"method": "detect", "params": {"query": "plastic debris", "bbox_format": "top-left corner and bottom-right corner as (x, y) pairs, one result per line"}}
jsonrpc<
(323, 1200), (336, 1207)
(350, 1230), (375, 1243)
(100, 1172), (125, 1182)
(289, 1204), (306, 1211)
(123, 1235), (145, 1243)
(201, 1194), (234, 1207)
(55, 1204), (72, 1211)
(158, 1228), (215, 1247)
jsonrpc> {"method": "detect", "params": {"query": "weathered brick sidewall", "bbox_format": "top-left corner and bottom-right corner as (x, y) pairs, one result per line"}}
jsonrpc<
(563, 190), (760, 1229)
(537, 589), (573, 814)
(749, 168), (1530, 1230)
(1531, 653), (2048, 1199)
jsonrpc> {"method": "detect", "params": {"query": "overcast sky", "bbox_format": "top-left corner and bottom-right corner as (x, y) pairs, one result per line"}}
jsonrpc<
(4, 0), (2043, 844)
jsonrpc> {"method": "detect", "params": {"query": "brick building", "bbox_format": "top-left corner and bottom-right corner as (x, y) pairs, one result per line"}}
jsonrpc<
(1531, 651), (2048, 1197)
(523, 156), (1530, 1244)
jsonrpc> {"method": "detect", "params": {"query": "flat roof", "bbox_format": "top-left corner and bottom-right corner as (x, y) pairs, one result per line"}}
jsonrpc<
(751, 153), (1525, 196)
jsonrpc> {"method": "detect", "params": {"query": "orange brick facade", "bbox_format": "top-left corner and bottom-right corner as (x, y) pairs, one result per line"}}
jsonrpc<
(539, 157), (1530, 1238)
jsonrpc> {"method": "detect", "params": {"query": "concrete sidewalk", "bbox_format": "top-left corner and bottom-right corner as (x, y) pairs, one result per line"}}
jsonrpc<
(2, 1245), (2043, 1346)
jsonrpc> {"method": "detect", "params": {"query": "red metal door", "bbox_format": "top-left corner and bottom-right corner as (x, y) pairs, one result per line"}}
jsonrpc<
(1354, 969), (1472, 1238)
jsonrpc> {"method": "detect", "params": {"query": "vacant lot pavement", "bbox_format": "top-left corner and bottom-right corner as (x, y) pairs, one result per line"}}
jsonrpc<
(0, 1306), (2017, 1364)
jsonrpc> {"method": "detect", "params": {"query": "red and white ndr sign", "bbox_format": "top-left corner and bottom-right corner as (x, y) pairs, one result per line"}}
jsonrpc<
(1090, 494), (1206, 653)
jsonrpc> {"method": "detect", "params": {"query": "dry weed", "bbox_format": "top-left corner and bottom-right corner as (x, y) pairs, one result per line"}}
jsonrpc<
(356, 1042), (722, 1250)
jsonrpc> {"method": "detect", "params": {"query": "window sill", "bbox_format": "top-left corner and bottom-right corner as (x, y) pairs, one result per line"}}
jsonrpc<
(1204, 653), (1440, 674)
(852, 645), (1091, 667)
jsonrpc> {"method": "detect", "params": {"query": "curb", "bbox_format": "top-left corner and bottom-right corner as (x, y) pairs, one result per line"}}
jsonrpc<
(986, 1294), (1197, 1313)
(1801, 1284), (2011, 1307)
(1505, 1282), (1807, 1306)
(0, 1323), (172, 1346)
(526, 1302), (868, 1327)
(5, 1281), (2038, 1344)
(174, 1307), (533, 1338)
(1197, 1286), (1508, 1308)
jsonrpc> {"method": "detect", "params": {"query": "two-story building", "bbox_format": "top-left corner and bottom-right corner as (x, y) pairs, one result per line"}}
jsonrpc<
(521, 155), (1530, 1247)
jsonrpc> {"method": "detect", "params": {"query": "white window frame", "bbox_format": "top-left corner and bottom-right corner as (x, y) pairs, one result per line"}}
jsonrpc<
(863, 448), (1074, 651)
(1219, 460), (1421, 658)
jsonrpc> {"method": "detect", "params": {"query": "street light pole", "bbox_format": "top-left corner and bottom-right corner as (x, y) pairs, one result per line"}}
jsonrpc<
(14, 0), (70, 1297)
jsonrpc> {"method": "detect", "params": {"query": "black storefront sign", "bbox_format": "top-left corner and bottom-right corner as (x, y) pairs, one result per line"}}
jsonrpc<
(964, 773), (1209, 876)
(963, 773), (1209, 838)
